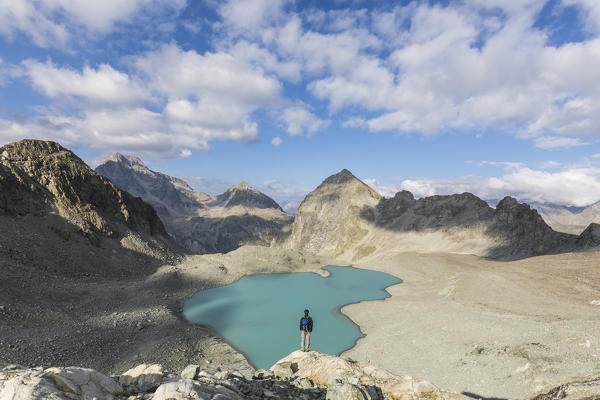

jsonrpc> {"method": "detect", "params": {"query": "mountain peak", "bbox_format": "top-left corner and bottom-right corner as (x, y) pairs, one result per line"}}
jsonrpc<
(102, 153), (147, 169)
(229, 181), (253, 191)
(216, 182), (283, 210)
(1, 139), (69, 161)
(322, 169), (358, 185)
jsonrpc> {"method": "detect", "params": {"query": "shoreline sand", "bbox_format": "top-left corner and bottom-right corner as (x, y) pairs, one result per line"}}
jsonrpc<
(341, 251), (600, 399)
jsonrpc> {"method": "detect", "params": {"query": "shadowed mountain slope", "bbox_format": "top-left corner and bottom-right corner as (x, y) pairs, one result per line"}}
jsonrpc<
(286, 169), (596, 261)
(0, 139), (180, 278)
(96, 154), (293, 254)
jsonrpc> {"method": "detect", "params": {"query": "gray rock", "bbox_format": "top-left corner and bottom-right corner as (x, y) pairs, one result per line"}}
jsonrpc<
(253, 369), (274, 380)
(326, 381), (369, 400)
(271, 362), (294, 380)
(228, 371), (244, 379)
(0, 367), (122, 400)
(153, 380), (243, 400)
(213, 370), (229, 380)
(181, 364), (200, 380)
(119, 364), (164, 387)
(295, 377), (314, 389)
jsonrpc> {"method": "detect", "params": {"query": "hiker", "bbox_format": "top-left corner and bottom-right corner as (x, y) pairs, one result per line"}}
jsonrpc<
(299, 309), (313, 352)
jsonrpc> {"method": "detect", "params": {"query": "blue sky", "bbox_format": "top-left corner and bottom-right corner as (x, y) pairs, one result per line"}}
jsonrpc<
(1, 0), (600, 211)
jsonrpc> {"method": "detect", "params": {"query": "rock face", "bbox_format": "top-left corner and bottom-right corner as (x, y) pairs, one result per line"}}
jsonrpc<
(530, 201), (600, 235)
(96, 153), (293, 254)
(0, 365), (122, 400)
(271, 351), (469, 400)
(532, 377), (600, 400)
(576, 222), (600, 247)
(286, 169), (382, 258)
(0, 141), (168, 239)
(1, 351), (476, 400)
(0, 140), (178, 278)
(287, 169), (594, 261)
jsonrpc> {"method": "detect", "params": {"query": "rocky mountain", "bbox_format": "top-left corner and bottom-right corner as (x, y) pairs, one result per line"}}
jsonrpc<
(96, 154), (293, 254)
(529, 201), (600, 235)
(287, 169), (382, 257)
(287, 169), (597, 261)
(0, 140), (179, 278)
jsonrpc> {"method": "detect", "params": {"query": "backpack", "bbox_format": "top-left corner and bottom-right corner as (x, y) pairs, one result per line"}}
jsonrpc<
(301, 317), (309, 332)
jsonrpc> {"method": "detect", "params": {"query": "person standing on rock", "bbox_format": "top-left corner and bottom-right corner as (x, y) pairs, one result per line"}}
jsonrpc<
(299, 309), (313, 352)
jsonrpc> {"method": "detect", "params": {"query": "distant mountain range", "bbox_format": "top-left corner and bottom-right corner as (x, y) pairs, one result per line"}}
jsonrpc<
(95, 153), (293, 254)
(285, 169), (599, 261)
(2, 140), (598, 265)
(526, 201), (600, 235)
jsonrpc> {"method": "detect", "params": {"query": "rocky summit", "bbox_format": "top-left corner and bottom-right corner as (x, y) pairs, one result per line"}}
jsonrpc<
(96, 153), (293, 254)
(287, 169), (598, 261)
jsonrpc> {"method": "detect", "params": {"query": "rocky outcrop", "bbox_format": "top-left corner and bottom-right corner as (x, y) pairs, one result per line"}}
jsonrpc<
(286, 169), (382, 258)
(0, 141), (168, 239)
(272, 351), (468, 400)
(0, 140), (179, 278)
(0, 364), (122, 400)
(576, 222), (600, 247)
(532, 377), (600, 400)
(96, 153), (293, 254)
(287, 169), (594, 261)
(0, 351), (474, 400)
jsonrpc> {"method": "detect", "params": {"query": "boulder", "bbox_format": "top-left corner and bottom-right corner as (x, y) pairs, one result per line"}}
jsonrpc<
(0, 366), (122, 400)
(326, 381), (369, 400)
(252, 369), (274, 380)
(271, 350), (470, 400)
(181, 365), (200, 380)
(153, 380), (243, 400)
(119, 364), (164, 387)
(270, 361), (295, 380)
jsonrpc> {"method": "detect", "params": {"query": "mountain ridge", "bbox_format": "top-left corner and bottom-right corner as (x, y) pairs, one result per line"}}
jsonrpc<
(287, 168), (597, 261)
(95, 153), (293, 254)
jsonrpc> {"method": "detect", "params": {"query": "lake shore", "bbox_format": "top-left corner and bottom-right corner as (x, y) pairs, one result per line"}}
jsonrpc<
(341, 251), (600, 399)
(0, 246), (333, 377)
(3, 244), (599, 399)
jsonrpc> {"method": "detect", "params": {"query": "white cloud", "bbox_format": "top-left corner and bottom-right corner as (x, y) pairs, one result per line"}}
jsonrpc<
(539, 160), (562, 169)
(218, 0), (288, 34)
(215, 0), (600, 147)
(564, 0), (600, 34)
(534, 136), (590, 149)
(24, 60), (151, 105)
(281, 106), (328, 136)
(0, 0), (185, 48)
(271, 137), (283, 147)
(4, 43), (284, 157)
(134, 44), (281, 110)
(473, 161), (527, 170)
(259, 178), (309, 210)
(282, 200), (301, 214)
(0, 0), (69, 48)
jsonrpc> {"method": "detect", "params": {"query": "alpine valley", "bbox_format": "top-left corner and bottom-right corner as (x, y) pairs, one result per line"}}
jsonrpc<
(1, 140), (599, 400)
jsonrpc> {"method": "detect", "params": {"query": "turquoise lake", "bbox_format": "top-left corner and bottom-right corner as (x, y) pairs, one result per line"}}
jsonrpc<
(183, 266), (402, 369)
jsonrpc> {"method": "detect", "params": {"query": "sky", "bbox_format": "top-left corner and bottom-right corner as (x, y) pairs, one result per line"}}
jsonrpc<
(1, 0), (600, 212)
